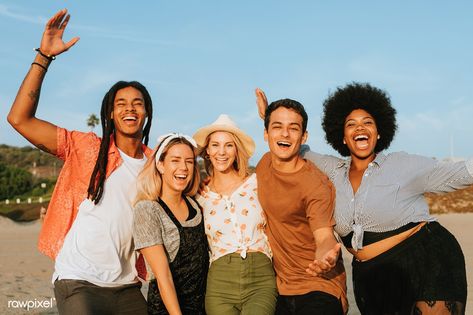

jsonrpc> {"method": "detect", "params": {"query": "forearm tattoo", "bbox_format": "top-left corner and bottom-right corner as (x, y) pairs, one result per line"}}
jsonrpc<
(36, 144), (52, 154)
(28, 89), (40, 103)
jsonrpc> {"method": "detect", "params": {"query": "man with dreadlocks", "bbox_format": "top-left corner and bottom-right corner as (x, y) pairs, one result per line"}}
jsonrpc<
(7, 9), (153, 315)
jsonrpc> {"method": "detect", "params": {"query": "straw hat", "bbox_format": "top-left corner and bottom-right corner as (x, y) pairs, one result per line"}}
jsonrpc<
(193, 114), (255, 157)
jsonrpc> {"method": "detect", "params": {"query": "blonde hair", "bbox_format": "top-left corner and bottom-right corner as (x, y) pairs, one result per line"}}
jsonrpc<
(199, 131), (250, 178)
(134, 137), (200, 206)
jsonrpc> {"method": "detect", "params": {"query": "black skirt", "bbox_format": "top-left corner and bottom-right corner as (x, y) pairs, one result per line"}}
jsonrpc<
(352, 221), (466, 315)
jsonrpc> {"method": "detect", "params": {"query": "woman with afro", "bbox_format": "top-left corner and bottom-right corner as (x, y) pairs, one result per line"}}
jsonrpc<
(256, 83), (473, 314)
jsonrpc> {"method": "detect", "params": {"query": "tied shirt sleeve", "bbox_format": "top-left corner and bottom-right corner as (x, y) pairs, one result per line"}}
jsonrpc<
(133, 200), (164, 250)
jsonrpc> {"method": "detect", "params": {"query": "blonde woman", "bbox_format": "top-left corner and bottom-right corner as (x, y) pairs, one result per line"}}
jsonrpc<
(193, 114), (277, 315)
(132, 133), (208, 315)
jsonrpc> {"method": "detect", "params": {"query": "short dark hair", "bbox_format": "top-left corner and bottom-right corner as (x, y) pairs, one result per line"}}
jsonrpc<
(264, 98), (308, 132)
(322, 82), (397, 156)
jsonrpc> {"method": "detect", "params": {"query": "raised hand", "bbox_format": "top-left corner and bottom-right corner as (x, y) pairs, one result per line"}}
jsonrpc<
(306, 243), (341, 277)
(39, 9), (79, 57)
(255, 88), (268, 119)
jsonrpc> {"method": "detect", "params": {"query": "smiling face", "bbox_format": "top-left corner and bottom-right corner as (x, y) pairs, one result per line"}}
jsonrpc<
(157, 143), (195, 194)
(111, 86), (147, 140)
(344, 109), (379, 161)
(264, 107), (308, 162)
(206, 131), (238, 174)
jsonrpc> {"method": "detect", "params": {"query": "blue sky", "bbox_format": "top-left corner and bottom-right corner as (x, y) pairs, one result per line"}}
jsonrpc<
(1, 1), (472, 164)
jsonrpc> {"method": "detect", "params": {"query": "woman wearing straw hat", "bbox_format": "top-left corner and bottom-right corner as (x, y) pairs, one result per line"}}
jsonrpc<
(132, 133), (208, 315)
(193, 114), (277, 315)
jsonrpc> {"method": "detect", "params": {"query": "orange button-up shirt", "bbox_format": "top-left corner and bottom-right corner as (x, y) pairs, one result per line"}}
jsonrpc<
(38, 127), (152, 267)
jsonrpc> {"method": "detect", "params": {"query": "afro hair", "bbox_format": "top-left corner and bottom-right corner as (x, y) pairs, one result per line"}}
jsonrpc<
(322, 82), (397, 156)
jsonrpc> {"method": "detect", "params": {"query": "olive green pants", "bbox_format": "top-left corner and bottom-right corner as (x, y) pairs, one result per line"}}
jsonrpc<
(205, 252), (277, 315)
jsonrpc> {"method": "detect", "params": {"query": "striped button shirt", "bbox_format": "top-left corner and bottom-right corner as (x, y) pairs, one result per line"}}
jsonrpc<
(304, 149), (473, 251)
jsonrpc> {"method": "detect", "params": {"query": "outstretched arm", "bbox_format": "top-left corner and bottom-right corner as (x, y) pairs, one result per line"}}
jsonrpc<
(255, 88), (268, 119)
(306, 227), (341, 277)
(7, 9), (79, 155)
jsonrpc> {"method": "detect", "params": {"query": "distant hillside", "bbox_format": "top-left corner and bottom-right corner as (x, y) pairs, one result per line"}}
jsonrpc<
(0, 202), (49, 222)
(0, 144), (63, 178)
(1, 143), (472, 217)
(426, 186), (473, 214)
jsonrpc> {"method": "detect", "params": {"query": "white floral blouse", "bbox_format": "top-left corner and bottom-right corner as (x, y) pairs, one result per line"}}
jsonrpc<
(197, 173), (272, 264)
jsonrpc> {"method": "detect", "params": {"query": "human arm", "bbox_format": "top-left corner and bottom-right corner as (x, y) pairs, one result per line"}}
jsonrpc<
(304, 168), (341, 276)
(303, 149), (342, 176)
(306, 227), (341, 276)
(388, 152), (473, 194)
(7, 9), (79, 155)
(140, 246), (182, 315)
(255, 88), (268, 119)
(133, 201), (183, 314)
(422, 156), (473, 193)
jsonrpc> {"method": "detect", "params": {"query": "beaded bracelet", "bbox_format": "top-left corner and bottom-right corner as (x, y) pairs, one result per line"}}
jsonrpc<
(34, 48), (56, 61)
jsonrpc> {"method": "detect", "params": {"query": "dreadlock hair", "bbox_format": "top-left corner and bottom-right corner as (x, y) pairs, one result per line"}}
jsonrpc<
(322, 82), (397, 156)
(87, 81), (153, 204)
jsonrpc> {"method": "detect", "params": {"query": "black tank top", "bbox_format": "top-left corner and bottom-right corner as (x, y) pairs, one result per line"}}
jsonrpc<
(147, 197), (209, 315)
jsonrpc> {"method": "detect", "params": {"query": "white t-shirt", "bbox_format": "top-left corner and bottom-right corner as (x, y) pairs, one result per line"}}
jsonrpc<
(53, 149), (146, 287)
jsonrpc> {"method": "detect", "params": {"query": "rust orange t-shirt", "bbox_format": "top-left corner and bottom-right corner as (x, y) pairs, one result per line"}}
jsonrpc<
(256, 152), (347, 311)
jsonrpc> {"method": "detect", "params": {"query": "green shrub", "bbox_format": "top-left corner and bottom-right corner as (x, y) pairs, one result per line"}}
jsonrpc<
(0, 162), (33, 199)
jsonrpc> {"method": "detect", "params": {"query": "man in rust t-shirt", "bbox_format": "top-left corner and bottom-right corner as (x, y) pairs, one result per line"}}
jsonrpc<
(255, 97), (347, 314)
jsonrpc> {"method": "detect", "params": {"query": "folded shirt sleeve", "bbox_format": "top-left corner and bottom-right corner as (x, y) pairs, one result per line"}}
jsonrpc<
(133, 200), (164, 250)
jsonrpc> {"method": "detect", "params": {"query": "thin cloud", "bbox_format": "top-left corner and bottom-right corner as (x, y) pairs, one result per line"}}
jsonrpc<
(0, 4), (178, 46)
(84, 31), (178, 46)
(0, 5), (109, 34)
(237, 110), (259, 124)
(399, 102), (473, 136)
(0, 4), (46, 24)
(54, 70), (119, 99)
(348, 55), (440, 89)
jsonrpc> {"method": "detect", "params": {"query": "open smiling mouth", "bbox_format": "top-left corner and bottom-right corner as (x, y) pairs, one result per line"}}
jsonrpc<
(123, 116), (137, 123)
(175, 174), (188, 182)
(354, 135), (369, 150)
(277, 141), (291, 148)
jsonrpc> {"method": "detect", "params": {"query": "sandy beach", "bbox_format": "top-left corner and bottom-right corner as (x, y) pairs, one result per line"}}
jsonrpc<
(1, 213), (472, 315)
